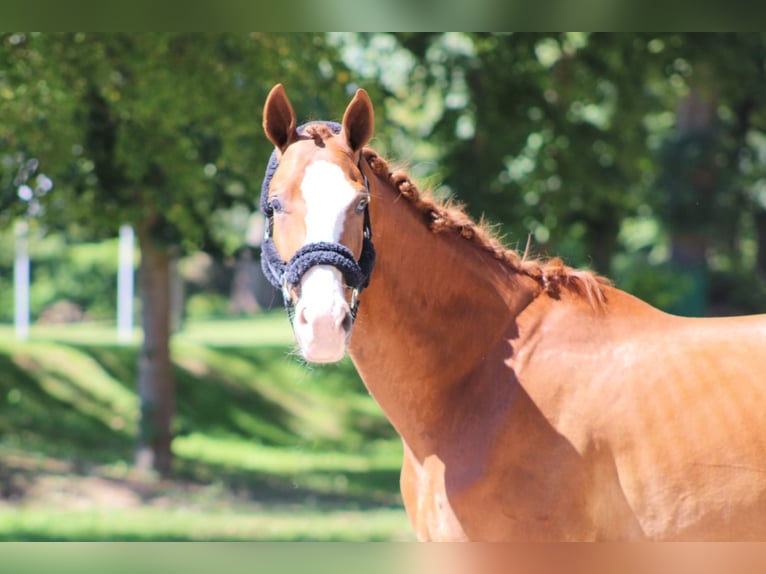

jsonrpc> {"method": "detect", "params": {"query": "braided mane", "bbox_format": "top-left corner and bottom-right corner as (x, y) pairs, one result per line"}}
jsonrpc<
(362, 149), (610, 308)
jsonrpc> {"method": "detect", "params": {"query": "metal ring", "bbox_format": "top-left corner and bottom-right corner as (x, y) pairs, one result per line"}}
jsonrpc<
(281, 275), (292, 303)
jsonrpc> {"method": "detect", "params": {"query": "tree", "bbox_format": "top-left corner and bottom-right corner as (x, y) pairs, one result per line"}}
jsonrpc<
(1, 32), (358, 475)
(357, 33), (766, 313)
(390, 33), (673, 271)
(654, 34), (766, 314)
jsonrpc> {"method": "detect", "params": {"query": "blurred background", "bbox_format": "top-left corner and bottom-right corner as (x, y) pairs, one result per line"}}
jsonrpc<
(1, 32), (765, 540)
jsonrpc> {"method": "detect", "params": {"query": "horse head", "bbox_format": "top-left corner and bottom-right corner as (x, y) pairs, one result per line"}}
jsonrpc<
(261, 84), (375, 363)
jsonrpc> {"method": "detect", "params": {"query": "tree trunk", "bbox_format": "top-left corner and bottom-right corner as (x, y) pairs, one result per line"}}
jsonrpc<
(230, 247), (261, 314)
(169, 254), (185, 333)
(135, 222), (175, 477)
(586, 218), (618, 275)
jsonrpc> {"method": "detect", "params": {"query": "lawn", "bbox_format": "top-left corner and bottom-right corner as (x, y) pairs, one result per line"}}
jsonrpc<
(0, 313), (412, 541)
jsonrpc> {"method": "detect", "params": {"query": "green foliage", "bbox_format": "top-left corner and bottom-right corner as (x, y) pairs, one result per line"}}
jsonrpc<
(333, 33), (766, 313)
(3, 32), (766, 316)
(384, 33), (671, 271)
(3, 33), (766, 315)
(1, 33), (358, 253)
(34, 239), (124, 320)
(0, 229), (268, 325)
(184, 293), (230, 320)
(612, 256), (695, 311)
(0, 229), (133, 322)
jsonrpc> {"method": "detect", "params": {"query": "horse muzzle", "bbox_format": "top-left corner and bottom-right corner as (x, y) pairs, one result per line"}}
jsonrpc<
(292, 266), (352, 363)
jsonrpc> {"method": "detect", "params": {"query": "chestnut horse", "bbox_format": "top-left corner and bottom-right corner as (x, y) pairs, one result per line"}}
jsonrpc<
(260, 83), (766, 541)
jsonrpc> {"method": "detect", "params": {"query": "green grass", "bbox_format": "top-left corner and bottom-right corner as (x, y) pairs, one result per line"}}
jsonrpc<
(0, 506), (411, 541)
(0, 311), (297, 347)
(0, 314), (411, 541)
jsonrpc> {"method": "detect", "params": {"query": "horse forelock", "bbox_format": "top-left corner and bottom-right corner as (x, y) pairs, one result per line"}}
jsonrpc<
(362, 149), (610, 309)
(300, 123), (342, 148)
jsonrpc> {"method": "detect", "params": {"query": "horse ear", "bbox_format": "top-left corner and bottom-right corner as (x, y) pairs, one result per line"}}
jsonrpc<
(263, 83), (297, 153)
(342, 89), (374, 152)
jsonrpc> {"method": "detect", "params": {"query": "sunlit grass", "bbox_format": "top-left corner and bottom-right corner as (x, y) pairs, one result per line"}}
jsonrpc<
(175, 434), (401, 475)
(175, 313), (296, 347)
(0, 314), (408, 540)
(0, 506), (412, 541)
(2, 341), (139, 433)
(173, 433), (402, 501)
(0, 311), (295, 347)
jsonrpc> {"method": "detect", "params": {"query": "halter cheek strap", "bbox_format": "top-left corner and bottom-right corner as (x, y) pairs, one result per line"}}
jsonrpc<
(259, 121), (376, 323)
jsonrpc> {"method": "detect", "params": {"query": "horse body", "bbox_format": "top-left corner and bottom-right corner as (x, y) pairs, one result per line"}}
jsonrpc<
(350, 155), (766, 540)
(356, 177), (766, 540)
(511, 288), (766, 540)
(262, 84), (766, 540)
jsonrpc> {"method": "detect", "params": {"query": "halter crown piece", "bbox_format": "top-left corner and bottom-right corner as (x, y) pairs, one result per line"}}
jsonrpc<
(260, 122), (376, 324)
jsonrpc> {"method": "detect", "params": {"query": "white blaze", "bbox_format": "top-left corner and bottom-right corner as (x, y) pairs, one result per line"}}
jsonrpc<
(294, 160), (358, 363)
(301, 160), (358, 243)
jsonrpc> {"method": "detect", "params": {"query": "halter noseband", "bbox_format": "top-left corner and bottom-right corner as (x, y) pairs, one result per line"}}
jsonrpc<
(259, 121), (376, 325)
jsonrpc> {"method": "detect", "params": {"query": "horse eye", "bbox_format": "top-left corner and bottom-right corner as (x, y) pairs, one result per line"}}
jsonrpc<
(269, 198), (283, 213)
(356, 196), (369, 213)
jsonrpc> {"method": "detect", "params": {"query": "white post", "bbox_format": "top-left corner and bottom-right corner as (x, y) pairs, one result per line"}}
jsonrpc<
(117, 224), (135, 344)
(14, 220), (30, 340)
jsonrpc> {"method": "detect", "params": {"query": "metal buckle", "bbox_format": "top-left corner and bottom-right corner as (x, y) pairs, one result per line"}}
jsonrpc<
(281, 274), (292, 304)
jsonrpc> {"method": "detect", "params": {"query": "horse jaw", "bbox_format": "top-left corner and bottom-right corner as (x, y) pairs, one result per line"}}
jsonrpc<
(293, 265), (351, 363)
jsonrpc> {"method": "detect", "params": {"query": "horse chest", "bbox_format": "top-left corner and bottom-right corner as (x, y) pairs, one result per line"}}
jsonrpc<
(401, 449), (469, 541)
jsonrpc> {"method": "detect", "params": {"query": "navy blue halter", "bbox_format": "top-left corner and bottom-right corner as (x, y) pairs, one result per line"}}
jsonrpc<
(260, 122), (376, 323)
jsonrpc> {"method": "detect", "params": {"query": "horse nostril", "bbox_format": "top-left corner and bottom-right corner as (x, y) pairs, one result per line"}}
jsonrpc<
(341, 312), (353, 334)
(296, 306), (309, 328)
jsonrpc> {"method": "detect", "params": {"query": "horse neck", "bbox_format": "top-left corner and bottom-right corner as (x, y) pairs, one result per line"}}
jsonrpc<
(348, 168), (541, 443)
